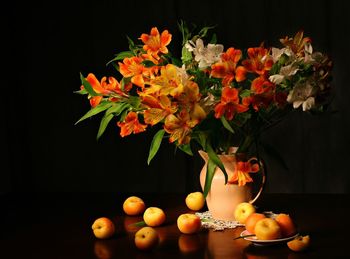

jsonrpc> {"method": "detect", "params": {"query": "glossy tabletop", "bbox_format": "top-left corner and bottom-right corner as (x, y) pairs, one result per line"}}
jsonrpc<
(1, 193), (349, 258)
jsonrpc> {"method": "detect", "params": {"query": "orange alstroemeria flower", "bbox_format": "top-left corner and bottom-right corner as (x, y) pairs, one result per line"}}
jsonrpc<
(119, 57), (147, 88)
(280, 30), (311, 56)
(214, 87), (249, 120)
(243, 93), (274, 111)
(119, 57), (160, 88)
(242, 77), (276, 111)
(89, 96), (103, 108)
(81, 73), (127, 107)
(143, 95), (177, 126)
(211, 47), (247, 86)
(164, 110), (198, 145)
(177, 80), (207, 122)
(228, 159), (260, 186)
(117, 112), (147, 137)
(140, 27), (172, 62)
(82, 73), (112, 95)
(251, 76), (275, 94)
(242, 46), (274, 76)
(144, 64), (184, 97)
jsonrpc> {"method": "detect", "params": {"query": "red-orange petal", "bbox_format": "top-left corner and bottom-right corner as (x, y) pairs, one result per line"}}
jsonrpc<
(131, 74), (145, 88)
(235, 66), (247, 82)
(89, 96), (102, 107)
(86, 73), (106, 94)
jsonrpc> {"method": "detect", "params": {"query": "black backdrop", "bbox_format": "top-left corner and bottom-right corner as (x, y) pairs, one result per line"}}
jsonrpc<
(3, 0), (350, 194)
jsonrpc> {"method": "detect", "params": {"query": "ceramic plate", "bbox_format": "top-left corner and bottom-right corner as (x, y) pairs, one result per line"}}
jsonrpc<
(240, 230), (299, 246)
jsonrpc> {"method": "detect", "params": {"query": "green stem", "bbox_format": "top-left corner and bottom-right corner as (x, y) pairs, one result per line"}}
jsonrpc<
(237, 135), (254, 154)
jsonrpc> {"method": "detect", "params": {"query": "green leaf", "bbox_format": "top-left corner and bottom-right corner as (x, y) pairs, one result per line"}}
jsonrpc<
(147, 129), (165, 165)
(181, 45), (192, 64)
(196, 132), (207, 150)
(115, 51), (134, 60)
(239, 89), (251, 98)
(178, 20), (191, 45)
(128, 221), (147, 227)
(220, 116), (235, 134)
(110, 62), (120, 72)
(120, 77), (131, 91)
(75, 102), (113, 125)
(106, 51), (134, 66)
(74, 89), (88, 95)
(128, 96), (141, 108)
(119, 109), (129, 122)
(127, 35), (135, 48)
(97, 113), (114, 140)
(127, 35), (139, 54)
(142, 60), (157, 67)
(203, 158), (216, 198)
(178, 144), (193, 156)
(210, 33), (217, 44)
(80, 73), (99, 97)
(198, 25), (216, 38)
(105, 102), (129, 116)
(170, 56), (183, 67)
(206, 142), (228, 184)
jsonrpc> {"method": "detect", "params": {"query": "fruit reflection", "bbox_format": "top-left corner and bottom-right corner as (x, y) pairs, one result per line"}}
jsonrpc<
(94, 240), (115, 259)
(206, 229), (249, 258)
(123, 216), (144, 233)
(178, 234), (202, 253)
(244, 245), (289, 259)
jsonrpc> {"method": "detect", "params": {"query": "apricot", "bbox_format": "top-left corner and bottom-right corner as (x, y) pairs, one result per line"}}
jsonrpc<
(91, 217), (115, 239)
(234, 202), (256, 224)
(143, 207), (166, 227)
(177, 213), (202, 234)
(245, 213), (266, 234)
(287, 235), (310, 252)
(275, 213), (297, 237)
(123, 196), (146, 216)
(254, 218), (281, 240)
(185, 192), (205, 211)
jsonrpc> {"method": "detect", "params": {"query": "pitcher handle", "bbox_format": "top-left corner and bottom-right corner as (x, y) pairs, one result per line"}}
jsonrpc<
(248, 158), (266, 204)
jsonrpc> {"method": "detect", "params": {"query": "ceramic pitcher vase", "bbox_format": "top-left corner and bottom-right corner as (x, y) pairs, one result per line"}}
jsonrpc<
(199, 150), (265, 221)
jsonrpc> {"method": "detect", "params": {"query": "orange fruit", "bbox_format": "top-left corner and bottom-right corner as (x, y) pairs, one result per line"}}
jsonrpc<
(245, 213), (266, 234)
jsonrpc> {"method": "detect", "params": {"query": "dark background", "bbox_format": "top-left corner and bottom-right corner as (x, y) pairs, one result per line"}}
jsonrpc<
(3, 0), (350, 195)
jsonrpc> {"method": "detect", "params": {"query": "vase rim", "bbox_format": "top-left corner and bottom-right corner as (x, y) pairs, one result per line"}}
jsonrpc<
(198, 149), (253, 162)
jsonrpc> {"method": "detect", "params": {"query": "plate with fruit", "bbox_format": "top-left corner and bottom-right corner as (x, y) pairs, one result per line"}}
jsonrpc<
(240, 229), (299, 246)
(234, 205), (299, 246)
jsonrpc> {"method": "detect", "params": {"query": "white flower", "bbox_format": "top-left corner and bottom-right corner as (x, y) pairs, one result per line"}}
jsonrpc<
(269, 74), (285, 84)
(271, 47), (294, 62)
(287, 82), (316, 111)
(175, 64), (190, 83)
(185, 40), (196, 52)
(304, 42), (314, 63)
(280, 64), (299, 76)
(185, 39), (224, 68)
(200, 91), (217, 113)
(269, 64), (299, 84)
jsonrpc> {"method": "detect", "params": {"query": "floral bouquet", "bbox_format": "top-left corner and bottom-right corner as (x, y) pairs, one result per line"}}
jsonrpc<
(75, 22), (332, 196)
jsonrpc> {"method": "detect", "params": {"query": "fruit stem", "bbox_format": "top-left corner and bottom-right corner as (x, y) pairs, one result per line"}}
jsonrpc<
(233, 234), (256, 240)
